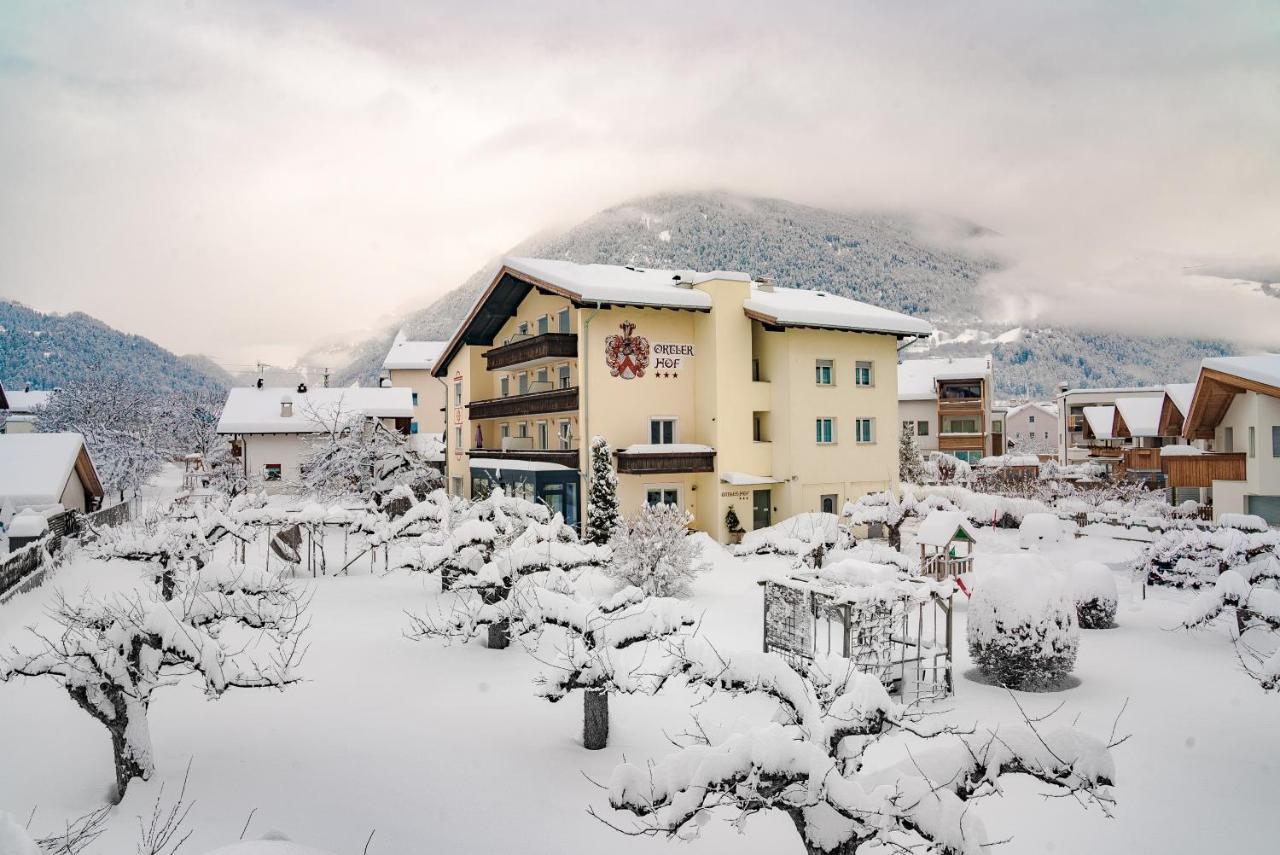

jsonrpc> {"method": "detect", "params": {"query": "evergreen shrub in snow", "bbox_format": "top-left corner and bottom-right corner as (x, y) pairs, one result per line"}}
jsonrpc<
(607, 503), (704, 596)
(898, 421), (925, 484)
(1070, 561), (1119, 629)
(968, 566), (1079, 690)
(585, 436), (620, 545)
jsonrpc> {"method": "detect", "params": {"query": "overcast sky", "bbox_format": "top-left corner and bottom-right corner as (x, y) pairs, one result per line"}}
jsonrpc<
(1, 1), (1278, 367)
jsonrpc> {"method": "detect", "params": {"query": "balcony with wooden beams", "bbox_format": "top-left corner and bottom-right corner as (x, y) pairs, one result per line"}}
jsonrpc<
(467, 386), (578, 421)
(1163, 452), (1246, 488)
(482, 332), (578, 372)
(466, 447), (580, 469)
(615, 445), (717, 475)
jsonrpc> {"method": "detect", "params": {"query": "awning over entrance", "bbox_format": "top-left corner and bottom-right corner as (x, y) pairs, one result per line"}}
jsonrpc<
(719, 471), (782, 486)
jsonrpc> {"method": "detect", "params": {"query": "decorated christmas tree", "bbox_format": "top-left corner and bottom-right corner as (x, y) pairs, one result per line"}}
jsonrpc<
(585, 435), (621, 545)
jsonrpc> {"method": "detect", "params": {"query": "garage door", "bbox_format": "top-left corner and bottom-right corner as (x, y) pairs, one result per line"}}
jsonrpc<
(1246, 495), (1280, 525)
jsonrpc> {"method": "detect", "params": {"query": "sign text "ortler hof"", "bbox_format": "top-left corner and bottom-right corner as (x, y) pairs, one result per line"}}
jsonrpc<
(652, 342), (695, 372)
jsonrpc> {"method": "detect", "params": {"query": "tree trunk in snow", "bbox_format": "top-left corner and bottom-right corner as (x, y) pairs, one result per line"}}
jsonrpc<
(787, 809), (861, 855)
(159, 566), (176, 601)
(106, 704), (154, 802)
(888, 522), (902, 551)
(486, 618), (510, 650)
(583, 688), (609, 750)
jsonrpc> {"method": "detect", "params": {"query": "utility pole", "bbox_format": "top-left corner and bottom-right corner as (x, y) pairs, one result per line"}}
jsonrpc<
(323, 367), (330, 388)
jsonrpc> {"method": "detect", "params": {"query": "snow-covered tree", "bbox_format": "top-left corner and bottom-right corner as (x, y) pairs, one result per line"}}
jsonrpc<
(843, 491), (917, 551)
(89, 505), (246, 600)
(36, 378), (168, 501)
(598, 640), (1118, 855)
(922, 451), (972, 485)
(898, 421), (925, 485)
(1070, 561), (1119, 629)
(1139, 523), (1278, 589)
(586, 436), (620, 545)
(1184, 554), (1280, 691)
(298, 410), (439, 504)
(968, 567), (1079, 690)
(607, 503), (704, 596)
(0, 563), (306, 800)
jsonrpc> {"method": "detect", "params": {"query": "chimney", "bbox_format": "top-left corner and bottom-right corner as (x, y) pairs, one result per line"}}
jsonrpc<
(281, 395), (293, 418)
(256, 377), (264, 389)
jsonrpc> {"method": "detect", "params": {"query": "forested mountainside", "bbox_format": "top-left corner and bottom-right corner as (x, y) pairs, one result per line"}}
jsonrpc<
(0, 300), (227, 395)
(333, 192), (1232, 397)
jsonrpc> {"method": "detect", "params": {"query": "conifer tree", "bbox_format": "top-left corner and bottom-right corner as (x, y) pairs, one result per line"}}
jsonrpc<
(899, 420), (925, 485)
(585, 435), (620, 545)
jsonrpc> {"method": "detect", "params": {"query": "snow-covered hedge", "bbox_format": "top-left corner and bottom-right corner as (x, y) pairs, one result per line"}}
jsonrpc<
(1019, 512), (1064, 549)
(1139, 524), (1280, 588)
(905, 484), (1053, 528)
(736, 512), (840, 556)
(968, 565), (1079, 690)
(1069, 561), (1119, 629)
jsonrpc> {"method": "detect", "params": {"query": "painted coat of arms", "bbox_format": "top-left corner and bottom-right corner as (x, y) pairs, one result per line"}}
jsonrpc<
(604, 321), (650, 380)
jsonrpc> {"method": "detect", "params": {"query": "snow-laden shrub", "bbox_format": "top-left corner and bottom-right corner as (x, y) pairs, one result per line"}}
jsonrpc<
(906, 483), (1052, 528)
(1139, 524), (1280, 588)
(968, 565), (1079, 690)
(1069, 561), (1119, 629)
(736, 512), (839, 556)
(607, 503), (704, 596)
(1221, 513), (1269, 533)
(1019, 512), (1064, 550)
(922, 451), (972, 484)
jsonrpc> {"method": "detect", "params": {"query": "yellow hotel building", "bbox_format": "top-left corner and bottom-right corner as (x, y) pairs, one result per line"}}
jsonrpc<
(431, 257), (933, 543)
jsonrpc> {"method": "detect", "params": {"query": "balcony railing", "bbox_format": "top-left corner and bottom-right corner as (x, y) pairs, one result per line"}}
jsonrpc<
(1163, 452), (1246, 488)
(467, 448), (580, 469)
(615, 446), (716, 475)
(483, 332), (578, 371)
(468, 386), (578, 420)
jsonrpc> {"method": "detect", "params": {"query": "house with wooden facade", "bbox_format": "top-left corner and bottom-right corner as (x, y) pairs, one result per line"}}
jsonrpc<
(1055, 386), (1168, 466)
(430, 257), (932, 542)
(1181, 355), (1280, 523)
(896, 356), (999, 465)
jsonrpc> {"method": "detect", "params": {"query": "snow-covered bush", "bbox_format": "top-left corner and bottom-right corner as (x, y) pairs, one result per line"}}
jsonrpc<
(1184, 555), (1280, 691)
(737, 512), (841, 558)
(968, 566), (1079, 690)
(1138, 524), (1279, 588)
(844, 491), (917, 549)
(1019, 512), (1064, 550)
(298, 413), (438, 504)
(600, 640), (1117, 854)
(922, 450), (972, 484)
(906, 483), (1052, 528)
(607, 503), (704, 596)
(1221, 513), (1269, 533)
(1070, 561), (1119, 629)
(585, 435), (620, 545)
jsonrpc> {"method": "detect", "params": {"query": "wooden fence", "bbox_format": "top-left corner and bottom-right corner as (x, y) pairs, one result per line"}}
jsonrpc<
(0, 537), (52, 598)
(0, 501), (132, 598)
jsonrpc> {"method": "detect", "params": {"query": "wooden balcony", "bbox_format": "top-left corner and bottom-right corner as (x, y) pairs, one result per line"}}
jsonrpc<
(1088, 446), (1125, 459)
(1124, 447), (1162, 471)
(938, 433), (984, 452)
(1163, 452), (1246, 489)
(483, 333), (577, 371)
(615, 447), (716, 475)
(467, 386), (578, 420)
(466, 448), (580, 469)
(937, 399), (985, 415)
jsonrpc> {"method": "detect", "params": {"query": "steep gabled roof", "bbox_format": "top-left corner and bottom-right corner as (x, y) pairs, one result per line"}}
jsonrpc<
(217, 387), (414, 435)
(1082, 405), (1116, 440)
(1185, 355), (1280, 439)
(383, 333), (448, 371)
(0, 432), (102, 507)
(1113, 396), (1164, 438)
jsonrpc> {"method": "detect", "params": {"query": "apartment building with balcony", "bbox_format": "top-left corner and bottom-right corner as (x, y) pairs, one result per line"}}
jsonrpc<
(1054, 385), (1165, 465)
(381, 332), (448, 439)
(431, 257), (932, 541)
(896, 356), (997, 464)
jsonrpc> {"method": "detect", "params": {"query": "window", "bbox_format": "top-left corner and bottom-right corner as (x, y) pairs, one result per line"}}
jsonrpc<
(820, 494), (839, 514)
(1029, 415), (1036, 424)
(518, 373), (529, 395)
(815, 359), (834, 386)
(558, 419), (572, 450)
(517, 321), (529, 337)
(992, 419), (1003, 432)
(410, 421), (419, 435)
(939, 382), (982, 400)
(453, 382), (462, 406)
(855, 361), (873, 387)
(954, 450), (982, 464)
(645, 487), (680, 507)
(917, 420), (929, 437)
(500, 376), (509, 397)
(1249, 426), (1256, 458)
(537, 421), (549, 450)
(816, 418), (835, 444)
(752, 359), (761, 382)
(1224, 426), (1234, 452)
(262, 463), (282, 482)
(451, 476), (463, 496)
(411, 392), (419, 406)
(558, 307), (571, 333)
(650, 418), (676, 444)
(535, 367), (549, 385)
(454, 427), (462, 448)
(500, 423), (510, 440)
(517, 422), (528, 438)
(1273, 426), (1280, 458)
(855, 418), (875, 444)
(558, 364), (571, 389)
(537, 315), (550, 335)
(943, 418), (978, 434)
(754, 414), (764, 442)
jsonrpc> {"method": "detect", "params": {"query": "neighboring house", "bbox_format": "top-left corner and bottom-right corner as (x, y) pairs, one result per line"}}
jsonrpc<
(431, 256), (932, 541)
(0, 432), (104, 529)
(0, 382), (52, 434)
(1054, 385), (1165, 464)
(1003, 401), (1058, 457)
(1182, 355), (1280, 523)
(381, 332), (448, 439)
(897, 356), (996, 465)
(216, 384), (415, 492)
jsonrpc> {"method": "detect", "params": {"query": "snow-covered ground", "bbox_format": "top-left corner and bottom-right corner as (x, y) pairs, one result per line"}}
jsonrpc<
(2, 521), (1278, 853)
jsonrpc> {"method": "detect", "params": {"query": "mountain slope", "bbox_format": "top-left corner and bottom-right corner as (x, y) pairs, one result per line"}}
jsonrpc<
(334, 192), (1234, 396)
(0, 301), (228, 394)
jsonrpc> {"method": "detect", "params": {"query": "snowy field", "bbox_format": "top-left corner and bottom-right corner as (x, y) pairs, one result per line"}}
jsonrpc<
(2, 518), (1279, 854)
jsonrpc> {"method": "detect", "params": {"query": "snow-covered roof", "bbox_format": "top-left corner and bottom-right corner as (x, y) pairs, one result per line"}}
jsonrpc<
(469, 457), (573, 472)
(619, 443), (714, 455)
(1114, 396), (1164, 438)
(916, 510), (978, 547)
(897, 357), (992, 401)
(1163, 383), (1196, 417)
(1160, 444), (1204, 456)
(0, 432), (88, 506)
(217, 387), (414, 435)
(505, 256), (720, 310)
(1082, 406), (1116, 440)
(743, 285), (932, 337)
(382, 333), (447, 371)
(2, 390), (52, 413)
(1201, 354), (1280, 390)
(976, 454), (1041, 468)
(720, 471), (779, 486)
(1057, 385), (1163, 398)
